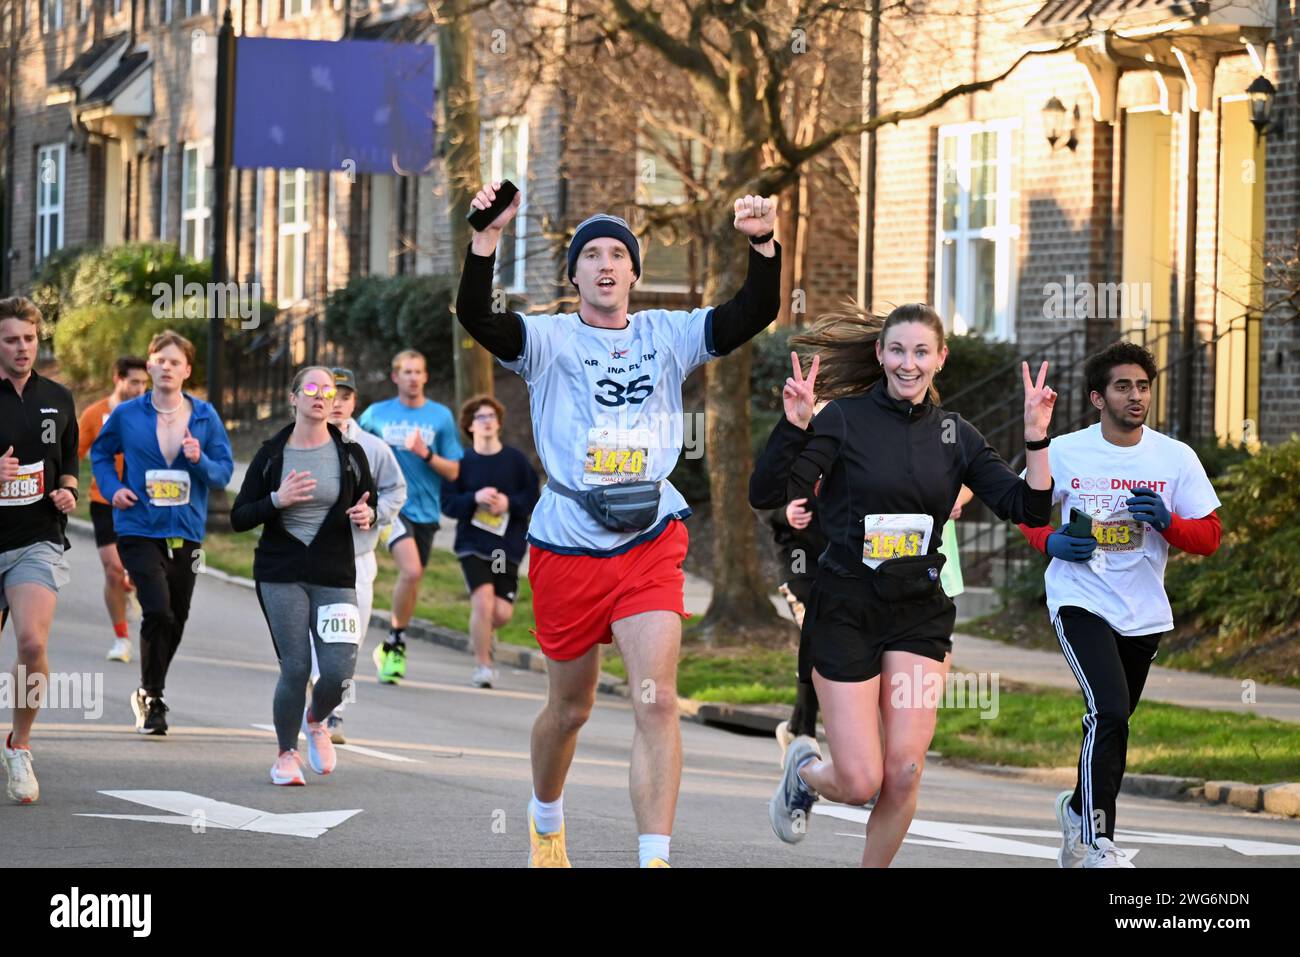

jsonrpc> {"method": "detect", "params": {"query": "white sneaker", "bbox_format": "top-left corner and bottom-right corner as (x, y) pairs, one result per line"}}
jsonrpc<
(3, 735), (39, 804)
(1084, 836), (1136, 868)
(107, 638), (132, 663)
(774, 720), (794, 768)
(1055, 790), (1087, 868)
(470, 665), (496, 688)
(270, 749), (306, 786)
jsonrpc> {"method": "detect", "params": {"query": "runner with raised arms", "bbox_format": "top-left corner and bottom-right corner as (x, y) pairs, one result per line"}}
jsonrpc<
(456, 182), (783, 867)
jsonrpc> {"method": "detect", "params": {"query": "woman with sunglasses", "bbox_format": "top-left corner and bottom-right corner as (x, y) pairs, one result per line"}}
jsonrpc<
(232, 366), (377, 785)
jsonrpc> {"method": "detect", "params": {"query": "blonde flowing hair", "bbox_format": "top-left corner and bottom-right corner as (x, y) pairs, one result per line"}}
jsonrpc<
(789, 303), (944, 405)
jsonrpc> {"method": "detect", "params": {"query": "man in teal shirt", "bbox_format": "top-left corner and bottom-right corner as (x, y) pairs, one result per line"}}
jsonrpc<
(358, 349), (462, 683)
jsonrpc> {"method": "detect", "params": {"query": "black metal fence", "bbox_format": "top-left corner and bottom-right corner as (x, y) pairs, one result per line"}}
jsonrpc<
(220, 307), (344, 429)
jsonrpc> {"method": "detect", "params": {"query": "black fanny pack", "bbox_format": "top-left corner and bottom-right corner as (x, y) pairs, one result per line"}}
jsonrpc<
(548, 480), (662, 534)
(871, 552), (946, 602)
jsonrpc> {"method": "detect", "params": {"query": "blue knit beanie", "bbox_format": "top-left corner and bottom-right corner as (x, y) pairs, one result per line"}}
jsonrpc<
(567, 213), (641, 283)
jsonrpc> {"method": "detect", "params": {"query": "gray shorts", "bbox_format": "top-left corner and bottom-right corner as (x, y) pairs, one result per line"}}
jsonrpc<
(0, 541), (72, 613)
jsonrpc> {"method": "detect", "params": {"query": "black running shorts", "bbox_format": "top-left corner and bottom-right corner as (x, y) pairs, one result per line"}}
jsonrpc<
(459, 554), (520, 603)
(802, 571), (954, 683)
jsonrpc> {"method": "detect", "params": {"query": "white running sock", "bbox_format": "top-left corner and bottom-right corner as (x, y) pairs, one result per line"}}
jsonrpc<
(530, 791), (564, 834)
(638, 833), (670, 867)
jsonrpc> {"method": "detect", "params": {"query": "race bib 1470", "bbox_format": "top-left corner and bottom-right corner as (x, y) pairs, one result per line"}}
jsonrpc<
(583, 428), (652, 486)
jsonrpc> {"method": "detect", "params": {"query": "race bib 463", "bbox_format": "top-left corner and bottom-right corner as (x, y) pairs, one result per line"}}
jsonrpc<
(1092, 517), (1144, 552)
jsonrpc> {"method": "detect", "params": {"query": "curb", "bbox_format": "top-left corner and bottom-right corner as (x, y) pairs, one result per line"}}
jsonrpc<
(64, 518), (1300, 816)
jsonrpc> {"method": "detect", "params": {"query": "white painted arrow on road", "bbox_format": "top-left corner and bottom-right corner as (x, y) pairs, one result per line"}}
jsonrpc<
(77, 791), (362, 839)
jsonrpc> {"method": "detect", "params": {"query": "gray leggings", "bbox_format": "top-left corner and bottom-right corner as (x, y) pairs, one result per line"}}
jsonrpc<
(256, 581), (360, 753)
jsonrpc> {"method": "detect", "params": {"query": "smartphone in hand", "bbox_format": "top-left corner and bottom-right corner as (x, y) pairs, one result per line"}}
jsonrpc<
(1066, 507), (1094, 539)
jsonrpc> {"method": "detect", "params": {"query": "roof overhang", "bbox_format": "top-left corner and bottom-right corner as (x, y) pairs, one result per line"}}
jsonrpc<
(1025, 1), (1275, 118)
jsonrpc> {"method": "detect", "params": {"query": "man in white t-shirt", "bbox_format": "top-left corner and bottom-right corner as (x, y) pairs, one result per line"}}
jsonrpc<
(1018, 341), (1221, 868)
(455, 183), (782, 868)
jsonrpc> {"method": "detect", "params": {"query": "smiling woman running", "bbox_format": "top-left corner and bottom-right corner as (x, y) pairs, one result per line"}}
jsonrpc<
(749, 303), (1057, 866)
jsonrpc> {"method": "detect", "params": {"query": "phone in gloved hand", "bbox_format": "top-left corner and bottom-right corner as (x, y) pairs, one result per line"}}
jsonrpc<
(1066, 507), (1094, 539)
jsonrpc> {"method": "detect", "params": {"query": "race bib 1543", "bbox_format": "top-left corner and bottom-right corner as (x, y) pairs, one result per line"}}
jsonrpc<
(862, 513), (935, 569)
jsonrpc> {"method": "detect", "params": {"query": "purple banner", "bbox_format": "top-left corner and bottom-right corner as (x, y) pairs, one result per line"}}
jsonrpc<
(233, 37), (436, 175)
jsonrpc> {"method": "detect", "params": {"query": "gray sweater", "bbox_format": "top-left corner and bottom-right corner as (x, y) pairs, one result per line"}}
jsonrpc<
(343, 418), (407, 555)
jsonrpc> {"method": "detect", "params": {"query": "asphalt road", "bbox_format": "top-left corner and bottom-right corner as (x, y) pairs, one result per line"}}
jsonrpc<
(4, 539), (1299, 868)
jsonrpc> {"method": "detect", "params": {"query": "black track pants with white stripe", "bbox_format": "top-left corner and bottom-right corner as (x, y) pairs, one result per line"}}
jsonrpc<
(1053, 606), (1163, 843)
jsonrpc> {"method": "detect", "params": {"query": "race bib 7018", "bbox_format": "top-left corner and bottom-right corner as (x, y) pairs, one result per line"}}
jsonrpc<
(316, 603), (362, 645)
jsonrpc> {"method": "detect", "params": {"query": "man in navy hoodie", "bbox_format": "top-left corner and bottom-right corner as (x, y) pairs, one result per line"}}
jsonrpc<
(92, 330), (234, 735)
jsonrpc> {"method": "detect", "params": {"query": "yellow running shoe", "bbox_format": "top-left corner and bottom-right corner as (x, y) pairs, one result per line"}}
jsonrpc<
(643, 858), (670, 868)
(528, 814), (571, 868)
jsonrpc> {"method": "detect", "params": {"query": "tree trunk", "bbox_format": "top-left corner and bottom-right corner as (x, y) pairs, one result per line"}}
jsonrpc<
(440, 0), (494, 404)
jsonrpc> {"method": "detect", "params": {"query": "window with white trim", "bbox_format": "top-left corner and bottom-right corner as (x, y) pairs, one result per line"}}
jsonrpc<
(283, 0), (309, 17)
(161, 0), (172, 23)
(79, 0), (88, 23)
(181, 142), (212, 258)
(185, 0), (209, 17)
(113, 0), (123, 16)
(278, 168), (311, 305)
(634, 124), (714, 293)
(36, 144), (66, 266)
(480, 117), (528, 293)
(934, 120), (1020, 340)
(41, 0), (64, 32)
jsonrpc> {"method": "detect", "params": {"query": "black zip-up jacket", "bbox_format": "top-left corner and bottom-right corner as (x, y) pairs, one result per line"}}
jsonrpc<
(750, 384), (1052, 580)
(0, 369), (79, 553)
(231, 423), (376, 587)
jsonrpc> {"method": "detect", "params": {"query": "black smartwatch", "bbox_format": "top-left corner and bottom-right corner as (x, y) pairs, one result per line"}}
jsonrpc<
(422, 447), (434, 464)
(1025, 436), (1051, 451)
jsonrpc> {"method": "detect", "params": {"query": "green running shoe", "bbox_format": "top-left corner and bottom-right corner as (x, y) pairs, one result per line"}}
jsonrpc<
(374, 642), (406, 684)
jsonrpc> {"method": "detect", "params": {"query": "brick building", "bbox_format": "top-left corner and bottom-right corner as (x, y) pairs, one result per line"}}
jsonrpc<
(3, 0), (1296, 446)
(863, 0), (1297, 446)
